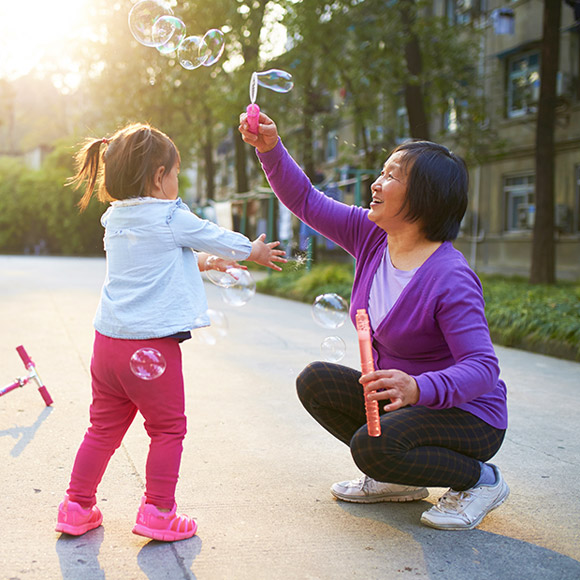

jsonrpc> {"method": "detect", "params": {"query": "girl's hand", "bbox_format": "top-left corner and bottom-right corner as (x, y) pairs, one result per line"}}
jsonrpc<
(198, 253), (248, 273)
(238, 111), (279, 153)
(360, 369), (420, 412)
(248, 233), (287, 270)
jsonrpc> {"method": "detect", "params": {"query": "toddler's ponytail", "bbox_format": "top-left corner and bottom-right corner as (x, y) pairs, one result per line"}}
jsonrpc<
(68, 138), (113, 212)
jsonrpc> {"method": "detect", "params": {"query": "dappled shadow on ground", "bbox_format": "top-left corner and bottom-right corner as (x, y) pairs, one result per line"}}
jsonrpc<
(0, 405), (53, 457)
(337, 500), (580, 579)
(138, 535), (202, 580)
(56, 527), (105, 580)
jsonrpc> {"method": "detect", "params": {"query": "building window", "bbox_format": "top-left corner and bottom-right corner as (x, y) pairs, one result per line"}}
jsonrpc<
(443, 96), (469, 133)
(446, 0), (475, 25)
(326, 130), (338, 162)
(507, 51), (540, 118)
(395, 106), (410, 144)
(504, 174), (535, 231)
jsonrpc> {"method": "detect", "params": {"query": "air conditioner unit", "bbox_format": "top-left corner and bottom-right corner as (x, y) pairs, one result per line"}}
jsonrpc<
(556, 72), (573, 98)
(516, 203), (535, 229)
(555, 204), (572, 233)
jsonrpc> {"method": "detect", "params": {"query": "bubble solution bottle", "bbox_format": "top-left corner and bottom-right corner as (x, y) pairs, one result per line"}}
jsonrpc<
(356, 309), (381, 437)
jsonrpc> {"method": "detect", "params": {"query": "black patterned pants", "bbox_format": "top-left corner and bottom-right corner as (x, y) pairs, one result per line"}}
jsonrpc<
(296, 361), (506, 491)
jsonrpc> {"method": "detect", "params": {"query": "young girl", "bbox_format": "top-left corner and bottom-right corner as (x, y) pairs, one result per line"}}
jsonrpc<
(55, 122), (285, 541)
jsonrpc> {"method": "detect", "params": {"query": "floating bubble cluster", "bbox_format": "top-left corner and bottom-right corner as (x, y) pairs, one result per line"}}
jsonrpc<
(128, 0), (225, 70)
(130, 348), (167, 380)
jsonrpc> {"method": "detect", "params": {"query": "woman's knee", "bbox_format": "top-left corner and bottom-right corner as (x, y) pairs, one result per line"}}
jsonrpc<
(296, 361), (326, 406)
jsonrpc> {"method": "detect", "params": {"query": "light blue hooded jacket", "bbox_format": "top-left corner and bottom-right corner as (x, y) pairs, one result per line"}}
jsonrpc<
(94, 197), (252, 339)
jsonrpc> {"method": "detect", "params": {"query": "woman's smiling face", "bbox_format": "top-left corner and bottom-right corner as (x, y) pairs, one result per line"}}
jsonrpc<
(367, 151), (411, 230)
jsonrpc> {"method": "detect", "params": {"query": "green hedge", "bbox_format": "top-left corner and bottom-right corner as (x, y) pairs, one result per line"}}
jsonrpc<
(257, 262), (580, 362)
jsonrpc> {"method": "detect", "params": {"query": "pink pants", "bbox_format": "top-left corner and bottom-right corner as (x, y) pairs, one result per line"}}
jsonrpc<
(67, 331), (187, 510)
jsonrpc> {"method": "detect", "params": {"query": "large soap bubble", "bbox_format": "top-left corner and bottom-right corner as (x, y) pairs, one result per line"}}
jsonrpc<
(201, 29), (225, 67)
(312, 293), (349, 329)
(178, 35), (209, 70)
(255, 69), (294, 93)
(153, 16), (187, 55)
(321, 336), (346, 363)
(221, 269), (256, 307)
(194, 309), (228, 345)
(130, 348), (167, 380)
(129, 0), (173, 47)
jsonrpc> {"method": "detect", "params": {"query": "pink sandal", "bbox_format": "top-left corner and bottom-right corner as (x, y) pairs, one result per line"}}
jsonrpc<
(55, 495), (103, 536)
(132, 496), (197, 541)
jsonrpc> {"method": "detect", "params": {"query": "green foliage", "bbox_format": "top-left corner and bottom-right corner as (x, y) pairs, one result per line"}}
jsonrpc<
(480, 274), (580, 360)
(257, 265), (580, 361)
(0, 152), (105, 256)
(257, 261), (353, 303)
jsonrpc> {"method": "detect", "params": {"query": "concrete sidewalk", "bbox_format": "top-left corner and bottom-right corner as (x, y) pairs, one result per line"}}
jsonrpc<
(0, 255), (579, 580)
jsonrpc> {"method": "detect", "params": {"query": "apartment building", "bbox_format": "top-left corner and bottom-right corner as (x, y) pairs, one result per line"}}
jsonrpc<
(212, 1), (579, 279)
(451, 0), (580, 279)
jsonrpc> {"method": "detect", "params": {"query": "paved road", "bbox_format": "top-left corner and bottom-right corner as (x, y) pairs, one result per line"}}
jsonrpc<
(0, 256), (579, 580)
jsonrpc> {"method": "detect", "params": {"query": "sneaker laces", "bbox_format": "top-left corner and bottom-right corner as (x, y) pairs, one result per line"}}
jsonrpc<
(436, 489), (473, 512)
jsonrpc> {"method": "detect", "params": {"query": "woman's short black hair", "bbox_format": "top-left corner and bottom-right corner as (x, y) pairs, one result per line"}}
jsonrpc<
(392, 140), (469, 241)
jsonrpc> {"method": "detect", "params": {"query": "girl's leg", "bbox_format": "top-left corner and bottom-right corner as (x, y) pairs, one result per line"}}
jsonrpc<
(350, 405), (505, 491)
(296, 361), (365, 445)
(121, 337), (186, 511)
(67, 334), (138, 508)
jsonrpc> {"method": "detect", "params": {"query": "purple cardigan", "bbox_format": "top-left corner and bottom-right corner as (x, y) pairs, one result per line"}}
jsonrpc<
(258, 140), (507, 429)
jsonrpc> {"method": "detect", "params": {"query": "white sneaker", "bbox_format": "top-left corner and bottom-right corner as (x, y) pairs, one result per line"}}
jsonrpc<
(331, 475), (429, 503)
(420, 464), (509, 530)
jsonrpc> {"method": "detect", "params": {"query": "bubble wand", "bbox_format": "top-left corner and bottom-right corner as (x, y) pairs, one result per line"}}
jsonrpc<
(0, 345), (53, 406)
(247, 72), (260, 134)
(356, 309), (380, 437)
(246, 69), (294, 134)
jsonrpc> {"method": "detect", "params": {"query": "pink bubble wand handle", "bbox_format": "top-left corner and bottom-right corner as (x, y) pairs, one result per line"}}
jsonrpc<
(246, 103), (260, 135)
(356, 309), (380, 437)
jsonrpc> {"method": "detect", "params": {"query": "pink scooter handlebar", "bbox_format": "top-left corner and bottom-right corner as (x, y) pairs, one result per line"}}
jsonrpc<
(15, 345), (53, 406)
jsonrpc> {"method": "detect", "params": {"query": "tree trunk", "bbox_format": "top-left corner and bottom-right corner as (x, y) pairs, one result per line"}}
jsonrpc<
(530, 0), (561, 284)
(204, 111), (215, 201)
(235, 128), (249, 193)
(303, 70), (317, 182)
(399, 0), (431, 141)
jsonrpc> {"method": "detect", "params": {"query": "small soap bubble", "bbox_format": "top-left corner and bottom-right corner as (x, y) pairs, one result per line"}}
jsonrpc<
(221, 270), (256, 307)
(129, 0), (173, 47)
(255, 69), (294, 93)
(321, 336), (346, 363)
(201, 29), (225, 67)
(312, 293), (349, 329)
(178, 35), (209, 70)
(130, 348), (167, 380)
(153, 15), (186, 54)
(194, 309), (228, 345)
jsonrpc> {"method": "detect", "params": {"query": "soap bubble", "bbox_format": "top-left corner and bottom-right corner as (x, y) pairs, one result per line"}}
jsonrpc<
(221, 269), (256, 307)
(178, 35), (209, 70)
(129, 0), (173, 47)
(153, 16), (187, 55)
(255, 69), (294, 93)
(321, 336), (346, 363)
(312, 293), (349, 329)
(194, 309), (228, 345)
(130, 348), (167, 380)
(201, 29), (225, 67)
(206, 267), (243, 288)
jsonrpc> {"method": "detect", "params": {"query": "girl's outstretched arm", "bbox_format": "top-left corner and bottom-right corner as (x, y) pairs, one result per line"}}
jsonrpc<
(197, 253), (247, 272)
(248, 234), (286, 271)
(238, 111), (279, 154)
